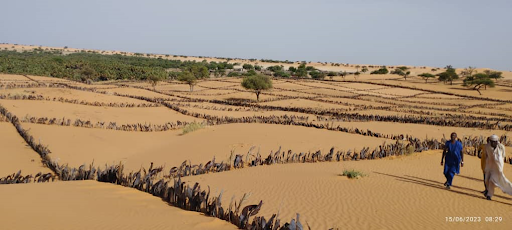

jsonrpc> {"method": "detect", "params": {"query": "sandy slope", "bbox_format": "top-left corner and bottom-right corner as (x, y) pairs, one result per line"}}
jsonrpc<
(0, 87), (152, 105)
(315, 121), (510, 139)
(21, 123), (388, 171)
(0, 99), (201, 124)
(186, 151), (512, 229)
(0, 181), (235, 230)
(0, 123), (51, 176)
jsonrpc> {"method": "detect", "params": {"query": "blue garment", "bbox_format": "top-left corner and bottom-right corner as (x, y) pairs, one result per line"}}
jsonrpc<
(444, 140), (462, 186)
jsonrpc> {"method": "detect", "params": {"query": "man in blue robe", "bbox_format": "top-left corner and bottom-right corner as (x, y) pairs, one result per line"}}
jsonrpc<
(441, 132), (464, 189)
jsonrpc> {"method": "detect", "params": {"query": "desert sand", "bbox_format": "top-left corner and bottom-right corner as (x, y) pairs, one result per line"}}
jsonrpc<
(1, 43), (512, 230)
(0, 181), (235, 230)
(186, 150), (512, 229)
(0, 123), (51, 175)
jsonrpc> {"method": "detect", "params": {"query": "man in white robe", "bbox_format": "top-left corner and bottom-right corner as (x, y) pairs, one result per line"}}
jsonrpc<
(484, 134), (512, 200)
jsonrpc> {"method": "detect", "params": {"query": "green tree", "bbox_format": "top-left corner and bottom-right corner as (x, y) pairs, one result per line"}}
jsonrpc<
(437, 66), (458, 85)
(241, 74), (273, 101)
(245, 69), (257, 76)
(340, 71), (348, 80)
(227, 71), (241, 77)
(148, 72), (165, 90)
(361, 66), (368, 73)
(273, 70), (290, 78)
(354, 71), (361, 80)
(266, 65), (283, 72)
(418, 73), (435, 83)
(295, 66), (307, 78)
(310, 70), (325, 80)
(214, 68), (226, 77)
(370, 67), (388, 75)
(391, 67), (410, 80)
(484, 70), (503, 82)
(460, 66), (476, 79)
(243, 63), (254, 70)
(188, 65), (209, 79)
(79, 66), (96, 82)
(177, 71), (197, 92)
(288, 66), (297, 72)
(463, 73), (495, 95)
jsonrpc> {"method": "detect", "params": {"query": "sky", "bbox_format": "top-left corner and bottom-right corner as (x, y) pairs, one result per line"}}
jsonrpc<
(1, 0), (511, 70)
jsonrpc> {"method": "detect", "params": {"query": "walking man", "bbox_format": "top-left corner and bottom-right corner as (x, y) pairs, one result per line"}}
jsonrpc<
(484, 134), (512, 200)
(441, 132), (463, 189)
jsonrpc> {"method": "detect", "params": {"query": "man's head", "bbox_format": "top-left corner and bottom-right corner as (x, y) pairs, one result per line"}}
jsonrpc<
(489, 135), (499, 148)
(450, 132), (457, 142)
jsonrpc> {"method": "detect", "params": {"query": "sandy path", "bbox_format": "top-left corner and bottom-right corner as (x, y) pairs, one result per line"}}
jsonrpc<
(0, 181), (235, 230)
(186, 151), (512, 229)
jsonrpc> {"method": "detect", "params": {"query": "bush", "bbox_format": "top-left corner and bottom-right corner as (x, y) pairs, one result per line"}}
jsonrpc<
(182, 122), (205, 135)
(370, 67), (389, 75)
(327, 71), (337, 76)
(273, 70), (290, 78)
(309, 70), (325, 80)
(228, 71), (241, 77)
(266, 65), (283, 72)
(243, 63), (254, 70)
(341, 169), (366, 179)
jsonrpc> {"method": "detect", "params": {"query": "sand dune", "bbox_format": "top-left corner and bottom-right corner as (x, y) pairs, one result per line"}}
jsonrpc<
(22, 123), (388, 171)
(261, 98), (352, 110)
(0, 88), (151, 105)
(0, 181), (235, 230)
(0, 99), (201, 124)
(186, 151), (512, 229)
(317, 121), (510, 138)
(104, 87), (182, 100)
(1, 46), (511, 230)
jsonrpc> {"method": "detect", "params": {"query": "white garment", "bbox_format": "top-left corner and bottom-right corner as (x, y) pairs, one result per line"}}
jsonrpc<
(485, 143), (512, 197)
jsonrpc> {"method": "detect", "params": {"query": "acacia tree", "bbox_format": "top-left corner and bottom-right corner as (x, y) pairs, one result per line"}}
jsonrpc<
(460, 66), (476, 79)
(463, 73), (495, 95)
(148, 71), (166, 90)
(354, 71), (360, 80)
(177, 71), (197, 92)
(361, 66), (368, 73)
(340, 71), (348, 80)
(437, 66), (458, 85)
(418, 73), (435, 83)
(241, 74), (273, 101)
(484, 70), (503, 82)
(391, 66), (410, 80)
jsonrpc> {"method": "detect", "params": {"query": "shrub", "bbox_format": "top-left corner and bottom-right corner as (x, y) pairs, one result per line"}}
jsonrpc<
(370, 67), (389, 75)
(243, 63), (254, 70)
(341, 169), (366, 179)
(182, 122), (205, 135)
(227, 71), (241, 77)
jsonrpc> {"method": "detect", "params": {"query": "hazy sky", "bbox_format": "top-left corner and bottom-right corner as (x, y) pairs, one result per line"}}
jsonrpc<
(1, 0), (511, 70)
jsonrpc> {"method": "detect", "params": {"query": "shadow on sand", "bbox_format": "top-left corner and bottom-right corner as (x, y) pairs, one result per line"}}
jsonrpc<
(373, 171), (512, 206)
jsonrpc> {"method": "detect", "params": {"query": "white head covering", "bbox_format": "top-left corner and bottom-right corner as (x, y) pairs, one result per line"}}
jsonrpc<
(489, 134), (499, 142)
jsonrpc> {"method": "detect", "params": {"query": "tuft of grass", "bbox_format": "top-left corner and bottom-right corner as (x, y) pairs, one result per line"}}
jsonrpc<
(182, 122), (205, 135)
(405, 145), (415, 155)
(341, 169), (366, 179)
